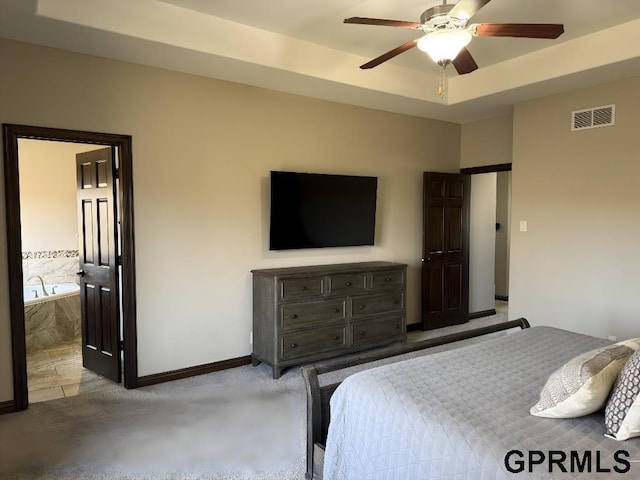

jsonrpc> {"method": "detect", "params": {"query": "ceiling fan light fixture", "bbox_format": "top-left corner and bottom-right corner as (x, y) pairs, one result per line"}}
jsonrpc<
(416, 29), (472, 63)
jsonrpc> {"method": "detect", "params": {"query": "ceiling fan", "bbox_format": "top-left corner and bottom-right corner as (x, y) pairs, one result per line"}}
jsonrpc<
(344, 0), (564, 98)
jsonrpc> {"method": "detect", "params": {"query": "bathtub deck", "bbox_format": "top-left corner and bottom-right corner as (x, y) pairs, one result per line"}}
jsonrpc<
(27, 337), (120, 403)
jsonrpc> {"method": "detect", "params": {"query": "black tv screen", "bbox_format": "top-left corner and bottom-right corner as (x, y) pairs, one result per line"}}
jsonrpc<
(269, 171), (377, 250)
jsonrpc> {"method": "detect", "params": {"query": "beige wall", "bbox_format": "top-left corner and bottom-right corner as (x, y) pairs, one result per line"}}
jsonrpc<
(461, 114), (513, 313)
(0, 39), (461, 402)
(510, 76), (640, 340)
(18, 139), (95, 252)
(460, 113), (513, 168)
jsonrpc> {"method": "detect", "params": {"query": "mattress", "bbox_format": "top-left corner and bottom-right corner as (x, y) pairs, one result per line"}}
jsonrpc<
(323, 326), (640, 479)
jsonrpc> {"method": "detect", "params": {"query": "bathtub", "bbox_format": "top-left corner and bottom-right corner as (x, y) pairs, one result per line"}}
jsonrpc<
(23, 282), (80, 306)
(23, 282), (81, 351)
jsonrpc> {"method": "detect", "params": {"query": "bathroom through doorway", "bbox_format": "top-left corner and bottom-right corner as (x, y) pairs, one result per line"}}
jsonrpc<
(3, 124), (138, 412)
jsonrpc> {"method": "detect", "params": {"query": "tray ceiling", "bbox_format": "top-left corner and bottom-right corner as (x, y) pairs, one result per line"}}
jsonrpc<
(2, 0), (640, 122)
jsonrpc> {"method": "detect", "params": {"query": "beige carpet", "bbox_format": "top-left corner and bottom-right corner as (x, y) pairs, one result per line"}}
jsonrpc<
(0, 313), (508, 479)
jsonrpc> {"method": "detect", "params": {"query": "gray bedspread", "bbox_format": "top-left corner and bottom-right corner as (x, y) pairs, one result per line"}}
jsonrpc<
(324, 326), (640, 479)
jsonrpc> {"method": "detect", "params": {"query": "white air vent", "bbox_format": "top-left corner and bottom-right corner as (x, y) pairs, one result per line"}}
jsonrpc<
(571, 104), (615, 131)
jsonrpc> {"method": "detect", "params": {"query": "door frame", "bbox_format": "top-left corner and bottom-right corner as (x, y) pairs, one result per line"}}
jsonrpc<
(460, 163), (512, 175)
(3, 124), (138, 412)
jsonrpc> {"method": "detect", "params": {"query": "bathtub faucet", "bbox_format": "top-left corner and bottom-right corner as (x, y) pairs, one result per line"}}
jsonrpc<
(27, 275), (49, 296)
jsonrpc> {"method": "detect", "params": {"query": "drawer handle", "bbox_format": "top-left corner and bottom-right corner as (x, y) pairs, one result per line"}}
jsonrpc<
(334, 308), (341, 313)
(393, 299), (399, 305)
(333, 335), (340, 340)
(301, 286), (308, 291)
(359, 305), (365, 310)
(290, 343), (298, 348)
(359, 330), (366, 336)
(345, 281), (352, 286)
(291, 314), (298, 319)
(394, 324), (399, 329)
(385, 277), (391, 282)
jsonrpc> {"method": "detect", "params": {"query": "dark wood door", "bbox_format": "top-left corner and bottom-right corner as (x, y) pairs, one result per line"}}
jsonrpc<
(76, 148), (121, 382)
(422, 172), (470, 330)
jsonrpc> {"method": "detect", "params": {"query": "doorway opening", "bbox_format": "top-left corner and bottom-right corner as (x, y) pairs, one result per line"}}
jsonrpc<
(463, 163), (512, 321)
(3, 124), (138, 412)
(20, 139), (112, 402)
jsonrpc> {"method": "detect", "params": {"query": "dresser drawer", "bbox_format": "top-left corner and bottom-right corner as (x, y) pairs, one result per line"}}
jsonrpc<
(279, 276), (325, 300)
(351, 292), (404, 318)
(370, 269), (405, 291)
(280, 326), (347, 360)
(281, 299), (346, 330)
(351, 317), (404, 344)
(329, 273), (367, 295)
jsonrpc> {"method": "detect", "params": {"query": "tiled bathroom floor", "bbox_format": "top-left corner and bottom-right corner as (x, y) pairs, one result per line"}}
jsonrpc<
(27, 337), (119, 403)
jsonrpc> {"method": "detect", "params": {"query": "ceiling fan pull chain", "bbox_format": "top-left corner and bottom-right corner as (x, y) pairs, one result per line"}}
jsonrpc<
(438, 61), (448, 101)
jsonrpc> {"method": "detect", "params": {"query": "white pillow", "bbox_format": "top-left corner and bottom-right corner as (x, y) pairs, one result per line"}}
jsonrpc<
(604, 349), (640, 440)
(530, 338), (640, 419)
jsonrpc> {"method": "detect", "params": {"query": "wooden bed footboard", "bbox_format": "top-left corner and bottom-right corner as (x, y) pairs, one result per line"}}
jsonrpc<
(300, 317), (531, 480)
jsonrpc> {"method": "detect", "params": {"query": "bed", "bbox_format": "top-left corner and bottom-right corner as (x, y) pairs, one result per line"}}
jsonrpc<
(301, 319), (640, 479)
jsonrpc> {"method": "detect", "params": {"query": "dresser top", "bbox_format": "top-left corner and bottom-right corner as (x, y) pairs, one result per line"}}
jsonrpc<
(251, 261), (407, 277)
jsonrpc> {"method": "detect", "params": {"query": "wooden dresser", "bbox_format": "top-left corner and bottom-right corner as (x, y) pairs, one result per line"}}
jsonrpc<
(251, 261), (407, 378)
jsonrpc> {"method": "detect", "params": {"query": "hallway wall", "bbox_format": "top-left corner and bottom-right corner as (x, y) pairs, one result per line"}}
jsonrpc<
(494, 171), (511, 299)
(469, 173), (497, 313)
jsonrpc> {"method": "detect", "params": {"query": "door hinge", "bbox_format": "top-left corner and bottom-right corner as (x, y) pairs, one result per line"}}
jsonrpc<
(117, 255), (122, 266)
(114, 168), (120, 179)
(118, 340), (124, 351)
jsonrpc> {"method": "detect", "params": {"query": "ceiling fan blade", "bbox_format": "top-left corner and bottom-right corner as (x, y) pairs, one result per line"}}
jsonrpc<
(452, 47), (478, 75)
(344, 17), (422, 29)
(474, 23), (564, 39)
(449, 0), (493, 20)
(360, 39), (418, 69)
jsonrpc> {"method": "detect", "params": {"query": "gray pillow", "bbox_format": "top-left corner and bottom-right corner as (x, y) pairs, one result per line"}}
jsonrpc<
(605, 349), (640, 440)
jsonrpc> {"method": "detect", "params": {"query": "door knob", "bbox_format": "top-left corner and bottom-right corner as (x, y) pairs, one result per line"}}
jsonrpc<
(76, 270), (85, 277)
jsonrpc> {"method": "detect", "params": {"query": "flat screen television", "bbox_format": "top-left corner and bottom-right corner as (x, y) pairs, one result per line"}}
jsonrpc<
(269, 171), (378, 250)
